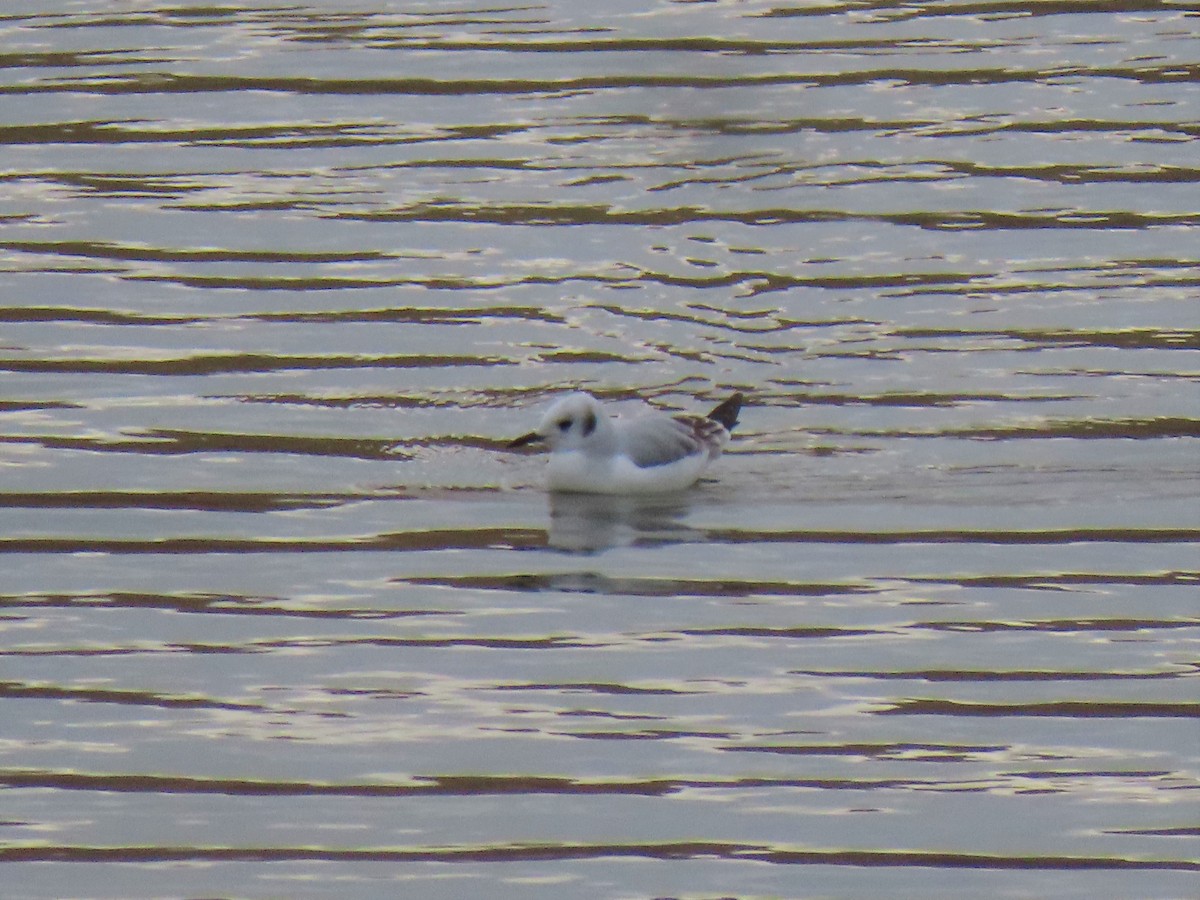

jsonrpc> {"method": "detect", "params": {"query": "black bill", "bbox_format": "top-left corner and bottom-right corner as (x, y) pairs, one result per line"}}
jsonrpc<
(506, 431), (545, 449)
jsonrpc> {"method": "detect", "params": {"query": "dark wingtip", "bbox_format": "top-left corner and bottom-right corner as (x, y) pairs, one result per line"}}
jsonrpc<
(706, 392), (744, 432)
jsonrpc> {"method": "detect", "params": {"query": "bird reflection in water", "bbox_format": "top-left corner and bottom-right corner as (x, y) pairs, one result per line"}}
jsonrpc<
(547, 490), (703, 552)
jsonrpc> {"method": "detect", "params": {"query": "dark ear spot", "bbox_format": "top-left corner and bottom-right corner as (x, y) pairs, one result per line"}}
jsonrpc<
(582, 411), (597, 437)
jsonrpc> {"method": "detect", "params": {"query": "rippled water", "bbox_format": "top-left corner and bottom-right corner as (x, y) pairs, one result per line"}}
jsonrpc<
(1, 2), (1198, 897)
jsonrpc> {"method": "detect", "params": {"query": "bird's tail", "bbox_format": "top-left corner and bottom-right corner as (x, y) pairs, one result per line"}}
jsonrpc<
(706, 392), (744, 432)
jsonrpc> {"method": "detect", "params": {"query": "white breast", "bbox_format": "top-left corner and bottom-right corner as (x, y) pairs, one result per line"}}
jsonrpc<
(547, 448), (711, 494)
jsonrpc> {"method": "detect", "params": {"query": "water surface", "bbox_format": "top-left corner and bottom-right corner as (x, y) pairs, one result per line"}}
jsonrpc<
(1, 2), (1197, 897)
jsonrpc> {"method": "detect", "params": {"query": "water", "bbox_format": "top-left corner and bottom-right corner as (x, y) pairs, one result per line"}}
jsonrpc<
(1, 2), (1197, 897)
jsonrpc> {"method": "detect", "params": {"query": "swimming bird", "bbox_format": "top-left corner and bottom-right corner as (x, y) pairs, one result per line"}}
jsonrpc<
(507, 391), (743, 494)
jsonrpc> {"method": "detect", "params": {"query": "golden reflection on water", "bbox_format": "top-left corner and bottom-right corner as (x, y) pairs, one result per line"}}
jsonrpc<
(0, 0), (1197, 896)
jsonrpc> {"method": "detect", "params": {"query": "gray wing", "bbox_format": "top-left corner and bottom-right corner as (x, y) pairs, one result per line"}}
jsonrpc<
(617, 416), (703, 468)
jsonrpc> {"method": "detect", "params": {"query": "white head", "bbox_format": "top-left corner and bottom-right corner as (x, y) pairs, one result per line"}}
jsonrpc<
(508, 392), (614, 453)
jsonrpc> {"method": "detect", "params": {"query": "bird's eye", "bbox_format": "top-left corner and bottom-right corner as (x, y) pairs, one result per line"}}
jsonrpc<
(556, 419), (571, 432)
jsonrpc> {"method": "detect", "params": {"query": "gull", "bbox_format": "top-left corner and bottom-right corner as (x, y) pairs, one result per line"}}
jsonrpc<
(507, 391), (743, 494)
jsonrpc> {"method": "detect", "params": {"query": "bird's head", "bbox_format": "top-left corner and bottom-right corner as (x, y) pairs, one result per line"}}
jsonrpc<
(507, 392), (608, 452)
